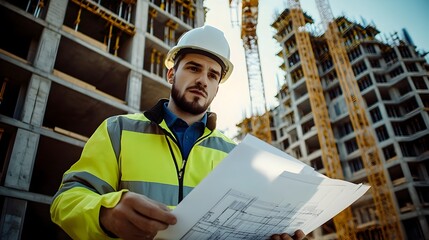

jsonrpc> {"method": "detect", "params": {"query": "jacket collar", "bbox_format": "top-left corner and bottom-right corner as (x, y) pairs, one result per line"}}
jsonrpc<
(144, 99), (217, 131)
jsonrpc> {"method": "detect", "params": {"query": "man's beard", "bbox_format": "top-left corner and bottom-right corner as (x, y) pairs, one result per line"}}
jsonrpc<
(171, 81), (211, 115)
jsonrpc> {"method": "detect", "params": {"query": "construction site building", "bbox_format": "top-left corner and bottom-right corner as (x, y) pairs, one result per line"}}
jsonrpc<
(0, 0), (206, 238)
(270, 8), (429, 240)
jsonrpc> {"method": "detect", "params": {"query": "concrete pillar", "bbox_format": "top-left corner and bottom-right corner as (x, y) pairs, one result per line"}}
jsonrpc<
(125, 0), (149, 111)
(4, 130), (39, 190)
(0, 1), (65, 238)
(0, 199), (27, 240)
(194, 0), (205, 27)
(33, 29), (61, 73)
(20, 74), (51, 125)
(420, 217), (429, 240)
(126, 70), (142, 111)
(45, 0), (68, 28)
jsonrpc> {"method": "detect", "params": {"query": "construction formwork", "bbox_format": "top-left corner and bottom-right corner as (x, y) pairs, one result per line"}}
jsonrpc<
(271, 8), (429, 240)
(0, 0), (205, 238)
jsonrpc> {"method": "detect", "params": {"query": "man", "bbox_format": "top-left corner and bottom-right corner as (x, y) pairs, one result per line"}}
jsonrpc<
(50, 25), (305, 240)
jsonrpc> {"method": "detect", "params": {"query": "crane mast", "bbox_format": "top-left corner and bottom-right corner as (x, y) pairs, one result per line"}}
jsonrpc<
(287, 1), (355, 239)
(229, 0), (271, 143)
(315, 0), (403, 239)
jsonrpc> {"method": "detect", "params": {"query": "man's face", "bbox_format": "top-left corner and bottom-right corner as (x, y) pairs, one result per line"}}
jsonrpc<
(168, 53), (221, 115)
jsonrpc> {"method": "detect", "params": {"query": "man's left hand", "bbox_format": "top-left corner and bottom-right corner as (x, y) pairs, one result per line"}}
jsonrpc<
(270, 230), (306, 240)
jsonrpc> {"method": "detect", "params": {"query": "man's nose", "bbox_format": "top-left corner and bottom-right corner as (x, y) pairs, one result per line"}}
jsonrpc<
(195, 72), (208, 86)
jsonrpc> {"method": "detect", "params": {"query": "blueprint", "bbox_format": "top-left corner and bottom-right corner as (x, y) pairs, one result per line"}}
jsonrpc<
(155, 134), (370, 240)
(181, 189), (322, 239)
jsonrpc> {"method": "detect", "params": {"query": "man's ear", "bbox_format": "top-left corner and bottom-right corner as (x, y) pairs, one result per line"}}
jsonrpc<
(167, 68), (175, 84)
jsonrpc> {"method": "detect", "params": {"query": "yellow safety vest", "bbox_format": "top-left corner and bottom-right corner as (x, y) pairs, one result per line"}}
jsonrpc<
(50, 99), (236, 239)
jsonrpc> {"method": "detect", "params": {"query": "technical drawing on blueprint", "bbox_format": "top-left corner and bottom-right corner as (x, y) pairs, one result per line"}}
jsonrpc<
(181, 189), (323, 240)
(155, 135), (369, 240)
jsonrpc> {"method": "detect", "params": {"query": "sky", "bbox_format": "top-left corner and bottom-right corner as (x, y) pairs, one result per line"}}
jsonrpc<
(205, 0), (429, 138)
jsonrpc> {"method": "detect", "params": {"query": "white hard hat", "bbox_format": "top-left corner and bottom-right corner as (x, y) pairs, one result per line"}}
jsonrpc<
(165, 25), (234, 83)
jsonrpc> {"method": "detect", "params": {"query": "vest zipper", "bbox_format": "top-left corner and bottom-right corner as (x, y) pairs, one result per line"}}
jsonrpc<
(164, 130), (213, 203)
(164, 134), (186, 203)
(175, 132), (212, 202)
(177, 158), (187, 202)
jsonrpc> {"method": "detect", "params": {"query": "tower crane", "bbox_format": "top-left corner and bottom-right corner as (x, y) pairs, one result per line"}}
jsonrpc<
(229, 0), (271, 143)
(287, 1), (356, 239)
(315, 0), (403, 239)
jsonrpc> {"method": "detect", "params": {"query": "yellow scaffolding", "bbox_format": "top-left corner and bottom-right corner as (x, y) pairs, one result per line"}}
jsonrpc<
(316, 0), (404, 239)
(0, 78), (8, 104)
(71, 0), (136, 36)
(230, 0), (272, 143)
(287, 1), (356, 238)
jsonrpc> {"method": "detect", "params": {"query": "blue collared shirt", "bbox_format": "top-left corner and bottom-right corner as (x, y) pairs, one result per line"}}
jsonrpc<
(163, 103), (207, 160)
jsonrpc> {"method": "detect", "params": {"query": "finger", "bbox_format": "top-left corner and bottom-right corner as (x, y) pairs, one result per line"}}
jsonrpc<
(270, 233), (292, 240)
(278, 233), (293, 240)
(126, 193), (177, 225)
(270, 234), (281, 240)
(150, 199), (173, 212)
(270, 233), (294, 240)
(111, 218), (157, 240)
(140, 196), (176, 223)
(139, 200), (177, 225)
(294, 230), (306, 240)
(127, 207), (171, 234)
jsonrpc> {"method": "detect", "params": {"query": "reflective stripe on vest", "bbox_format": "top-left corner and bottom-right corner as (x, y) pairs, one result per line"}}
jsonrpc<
(106, 115), (235, 161)
(120, 181), (193, 206)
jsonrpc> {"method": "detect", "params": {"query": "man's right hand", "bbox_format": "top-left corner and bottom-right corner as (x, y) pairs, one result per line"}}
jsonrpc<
(99, 192), (177, 240)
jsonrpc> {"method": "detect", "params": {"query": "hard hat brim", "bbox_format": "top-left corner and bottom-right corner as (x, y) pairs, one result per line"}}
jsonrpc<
(165, 46), (234, 83)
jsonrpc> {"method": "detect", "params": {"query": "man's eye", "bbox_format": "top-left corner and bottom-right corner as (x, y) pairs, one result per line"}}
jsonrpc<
(208, 73), (218, 80)
(189, 66), (198, 72)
